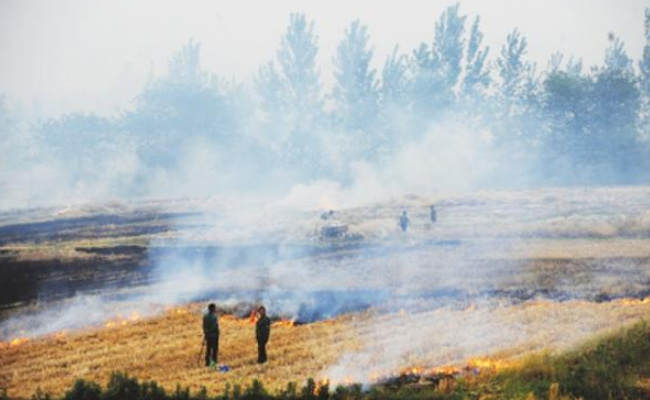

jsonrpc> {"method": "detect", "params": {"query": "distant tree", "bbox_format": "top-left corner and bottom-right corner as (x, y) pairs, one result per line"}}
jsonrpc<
(381, 46), (410, 107)
(127, 40), (244, 169)
(38, 113), (120, 182)
(541, 67), (594, 181)
(411, 3), (467, 117)
(490, 29), (544, 185)
(255, 13), (323, 169)
(639, 8), (650, 140)
(378, 45), (412, 151)
(496, 29), (530, 113)
(462, 16), (490, 101)
(332, 20), (379, 135)
(589, 35), (641, 182)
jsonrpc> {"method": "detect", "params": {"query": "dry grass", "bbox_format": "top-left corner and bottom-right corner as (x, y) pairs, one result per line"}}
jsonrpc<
(0, 305), (359, 399)
(1, 299), (650, 399)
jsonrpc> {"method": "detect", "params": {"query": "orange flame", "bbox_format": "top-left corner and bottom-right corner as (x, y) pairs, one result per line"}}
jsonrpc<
(9, 337), (30, 347)
(314, 378), (329, 395)
(620, 297), (650, 306)
(274, 318), (296, 327)
(468, 358), (505, 370)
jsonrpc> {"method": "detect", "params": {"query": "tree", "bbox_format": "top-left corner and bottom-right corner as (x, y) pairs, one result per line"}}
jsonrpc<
(381, 45), (410, 107)
(255, 13), (323, 169)
(411, 3), (467, 117)
(127, 40), (244, 169)
(332, 19), (379, 134)
(639, 8), (650, 139)
(378, 45), (412, 151)
(38, 113), (120, 182)
(589, 35), (641, 182)
(496, 29), (530, 110)
(462, 16), (490, 101)
(541, 68), (594, 182)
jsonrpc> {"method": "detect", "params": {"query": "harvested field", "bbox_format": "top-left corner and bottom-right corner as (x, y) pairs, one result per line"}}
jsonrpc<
(1, 298), (650, 398)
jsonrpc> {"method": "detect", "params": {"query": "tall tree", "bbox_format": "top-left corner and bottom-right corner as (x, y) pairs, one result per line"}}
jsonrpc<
(496, 29), (530, 108)
(590, 35), (641, 182)
(332, 20), (379, 134)
(127, 40), (243, 168)
(255, 13), (323, 168)
(639, 8), (650, 139)
(462, 16), (490, 100)
(381, 46), (410, 107)
(412, 3), (466, 117)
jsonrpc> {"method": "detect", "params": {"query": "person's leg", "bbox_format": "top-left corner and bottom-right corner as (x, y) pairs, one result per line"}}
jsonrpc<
(214, 333), (219, 364)
(205, 339), (212, 367)
(260, 341), (268, 363)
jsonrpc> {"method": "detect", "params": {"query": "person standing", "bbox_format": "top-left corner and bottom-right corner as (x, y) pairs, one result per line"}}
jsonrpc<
(255, 306), (271, 364)
(202, 303), (219, 367)
(430, 205), (437, 223)
(399, 210), (410, 232)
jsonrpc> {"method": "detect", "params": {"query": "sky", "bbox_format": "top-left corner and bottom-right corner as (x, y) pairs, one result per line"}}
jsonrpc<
(0, 0), (648, 119)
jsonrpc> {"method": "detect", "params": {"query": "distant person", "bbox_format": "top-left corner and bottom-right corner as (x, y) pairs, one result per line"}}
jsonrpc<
(399, 211), (410, 232)
(255, 306), (271, 364)
(202, 303), (219, 367)
(430, 205), (437, 223)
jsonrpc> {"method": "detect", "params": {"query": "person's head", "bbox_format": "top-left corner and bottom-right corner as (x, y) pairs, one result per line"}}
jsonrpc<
(208, 303), (216, 314)
(258, 306), (266, 316)
(402, 210), (407, 215)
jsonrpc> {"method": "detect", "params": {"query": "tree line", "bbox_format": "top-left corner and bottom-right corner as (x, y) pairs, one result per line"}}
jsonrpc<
(3, 4), (650, 200)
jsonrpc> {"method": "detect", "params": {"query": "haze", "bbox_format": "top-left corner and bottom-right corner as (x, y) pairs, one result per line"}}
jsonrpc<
(0, 0), (647, 118)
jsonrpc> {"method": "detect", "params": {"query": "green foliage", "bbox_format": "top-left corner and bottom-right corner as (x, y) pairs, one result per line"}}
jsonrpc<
(32, 388), (53, 400)
(242, 379), (269, 400)
(299, 378), (316, 400)
(103, 373), (140, 400)
(279, 382), (297, 400)
(170, 384), (190, 400)
(195, 387), (208, 400)
(62, 380), (101, 400)
(140, 381), (167, 400)
(555, 321), (650, 399)
(232, 384), (241, 400)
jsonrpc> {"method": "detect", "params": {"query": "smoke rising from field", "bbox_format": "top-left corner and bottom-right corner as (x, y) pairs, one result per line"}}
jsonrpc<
(1, 2), (650, 388)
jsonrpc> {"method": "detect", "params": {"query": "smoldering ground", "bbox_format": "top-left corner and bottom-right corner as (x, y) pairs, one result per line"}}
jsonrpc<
(2, 186), (650, 386)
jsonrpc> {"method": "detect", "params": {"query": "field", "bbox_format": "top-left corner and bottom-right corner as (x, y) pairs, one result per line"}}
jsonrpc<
(1, 187), (650, 398)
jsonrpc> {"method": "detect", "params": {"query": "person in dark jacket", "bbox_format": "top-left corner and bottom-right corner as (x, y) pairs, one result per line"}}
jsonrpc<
(255, 306), (271, 364)
(203, 303), (219, 367)
(430, 205), (437, 223)
(399, 210), (410, 232)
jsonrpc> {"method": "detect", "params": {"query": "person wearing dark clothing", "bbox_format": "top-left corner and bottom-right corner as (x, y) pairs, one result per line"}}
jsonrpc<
(430, 205), (437, 223)
(255, 306), (271, 364)
(203, 303), (219, 367)
(399, 211), (410, 232)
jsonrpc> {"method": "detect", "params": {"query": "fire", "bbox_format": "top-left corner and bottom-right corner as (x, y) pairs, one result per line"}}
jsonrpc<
(104, 311), (141, 329)
(10, 337), (30, 347)
(53, 331), (67, 340)
(274, 318), (296, 327)
(467, 357), (514, 372)
(314, 378), (329, 395)
(166, 306), (189, 316)
(620, 297), (650, 306)
(249, 310), (258, 323)
(431, 365), (460, 375)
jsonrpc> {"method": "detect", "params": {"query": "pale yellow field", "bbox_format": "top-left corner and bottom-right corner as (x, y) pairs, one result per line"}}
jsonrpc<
(1, 298), (650, 399)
